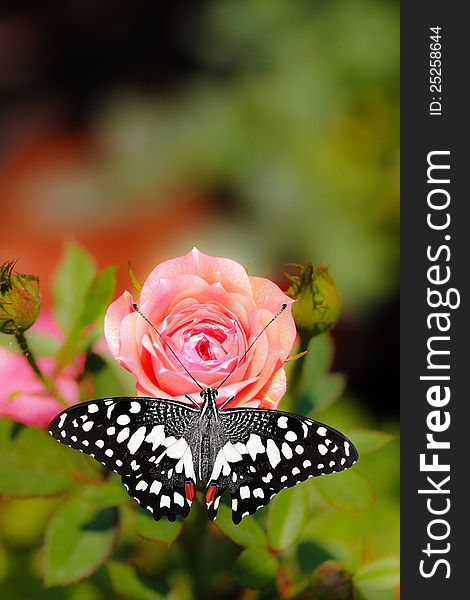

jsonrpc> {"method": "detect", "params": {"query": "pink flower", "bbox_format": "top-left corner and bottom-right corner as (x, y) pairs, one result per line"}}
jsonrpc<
(0, 315), (82, 428)
(105, 248), (296, 408)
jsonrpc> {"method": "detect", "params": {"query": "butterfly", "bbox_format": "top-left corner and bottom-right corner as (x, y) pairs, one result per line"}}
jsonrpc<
(48, 303), (358, 524)
(49, 387), (357, 523)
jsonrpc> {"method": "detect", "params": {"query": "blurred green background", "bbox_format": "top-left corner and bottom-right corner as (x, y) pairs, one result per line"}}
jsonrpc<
(0, 0), (399, 598)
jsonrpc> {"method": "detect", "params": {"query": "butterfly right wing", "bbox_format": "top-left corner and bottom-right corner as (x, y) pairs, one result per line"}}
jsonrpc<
(49, 397), (199, 521)
(208, 407), (358, 523)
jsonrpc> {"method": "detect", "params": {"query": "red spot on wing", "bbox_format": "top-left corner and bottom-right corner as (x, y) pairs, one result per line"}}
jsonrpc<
(185, 482), (195, 502)
(205, 484), (217, 504)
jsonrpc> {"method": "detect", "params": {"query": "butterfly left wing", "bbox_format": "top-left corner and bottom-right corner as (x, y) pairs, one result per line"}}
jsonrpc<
(49, 397), (199, 521)
(207, 408), (358, 523)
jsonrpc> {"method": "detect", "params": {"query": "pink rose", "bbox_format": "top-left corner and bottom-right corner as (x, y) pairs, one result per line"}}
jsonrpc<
(0, 315), (82, 428)
(105, 248), (296, 408)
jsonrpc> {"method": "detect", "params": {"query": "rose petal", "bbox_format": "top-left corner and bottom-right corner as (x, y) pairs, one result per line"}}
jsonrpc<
(105, 291), (134, 358)
(140, 248), (253, 303)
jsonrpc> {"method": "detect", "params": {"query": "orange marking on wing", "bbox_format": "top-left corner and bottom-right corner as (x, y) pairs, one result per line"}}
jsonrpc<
(185, 482), (195, 502)
(205, 484), (217, 504)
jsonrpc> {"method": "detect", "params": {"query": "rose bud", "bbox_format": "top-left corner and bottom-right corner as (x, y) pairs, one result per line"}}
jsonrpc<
(311, 560), (354, 600)
(286, 263), (340, 338)
(0, 260), (40, 334)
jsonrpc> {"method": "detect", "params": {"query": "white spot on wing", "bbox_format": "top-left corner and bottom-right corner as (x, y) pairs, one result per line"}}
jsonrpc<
(117, 414), (130, 426)
(166, 438), (188, 459)
(58, 414), (67, 428)
(82, 421), (94, 432)
(160, 495), (171, 508)
(223, 442), (243, 463)
(136, 480), (148, 491)
(240, 486), (250, 499)
(88, 404), (99, 413)
(130, 401), (141, 413)
(127, 426), (147, 454)
(150, 480), (162, 495)
(277, 416), (288, 428)
(344, 442), (350, 456)
(318, 444), (328, 455)
(117, 427), (130, 443)
(317, 426), (327, 436)
(281, 442), (293, 459)
(266, 439), (281, 468)
(285, 431), (297, 442)
(145, 425), (165, 450)
(174, 492), (184, 507)
(246, 434), (265, 460)
(234, 442), (248, 454)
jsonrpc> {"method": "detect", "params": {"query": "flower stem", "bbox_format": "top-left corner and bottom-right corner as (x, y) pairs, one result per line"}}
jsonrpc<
(14, 330), (69, 407)
(287, 333), (311, 411)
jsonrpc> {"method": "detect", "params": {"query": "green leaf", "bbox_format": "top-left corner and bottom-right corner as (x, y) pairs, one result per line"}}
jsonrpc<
(25, 331), (61, 357)
(233, 546), (278, 589)
(310, 373), (346, 411)
(76, 477), (129, 507)
(77, 266), (117, 331)
(108, 561), (165, 600)
(354, 558), (400, 592)
(128, 262), (142, 294)
(91, 351), (136, 398)
(349, 430), (394, 455)
(286, 334), (346, 413)
(53, 242), (96, 336)
(56, 265), (116, 368)
(44, 498), (118, 586)
(214, 503), (267, 547)
(267, 485), (307, 551)
(135, 511), (183, 546)
(314, 470), (375, 512)
(0, 419), (95, 497)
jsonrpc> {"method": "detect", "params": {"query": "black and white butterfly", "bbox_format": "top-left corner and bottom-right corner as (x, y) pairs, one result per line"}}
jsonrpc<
(49, 304), (358, 524)
(49, 388), (357, 523)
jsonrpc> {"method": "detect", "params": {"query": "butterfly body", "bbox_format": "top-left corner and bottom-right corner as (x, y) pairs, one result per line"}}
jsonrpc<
(49, 388), (357, 524)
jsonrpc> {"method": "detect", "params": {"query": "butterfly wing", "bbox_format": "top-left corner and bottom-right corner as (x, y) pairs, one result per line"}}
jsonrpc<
(209, 408), (358, 524)
(49, 397), (199, 521)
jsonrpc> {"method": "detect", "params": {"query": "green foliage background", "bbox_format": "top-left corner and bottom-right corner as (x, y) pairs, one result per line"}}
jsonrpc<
(0, 243), (399, 598)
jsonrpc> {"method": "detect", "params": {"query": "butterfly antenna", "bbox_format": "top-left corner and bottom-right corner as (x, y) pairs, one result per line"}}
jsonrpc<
(132, 303), (205, 393)
(216, 303), (287, 391)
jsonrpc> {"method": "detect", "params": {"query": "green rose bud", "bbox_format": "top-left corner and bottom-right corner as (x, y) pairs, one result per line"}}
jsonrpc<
(0, 260), (40, 334)
(286, 263), (340, 338)
(311, 560), (354, 600)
